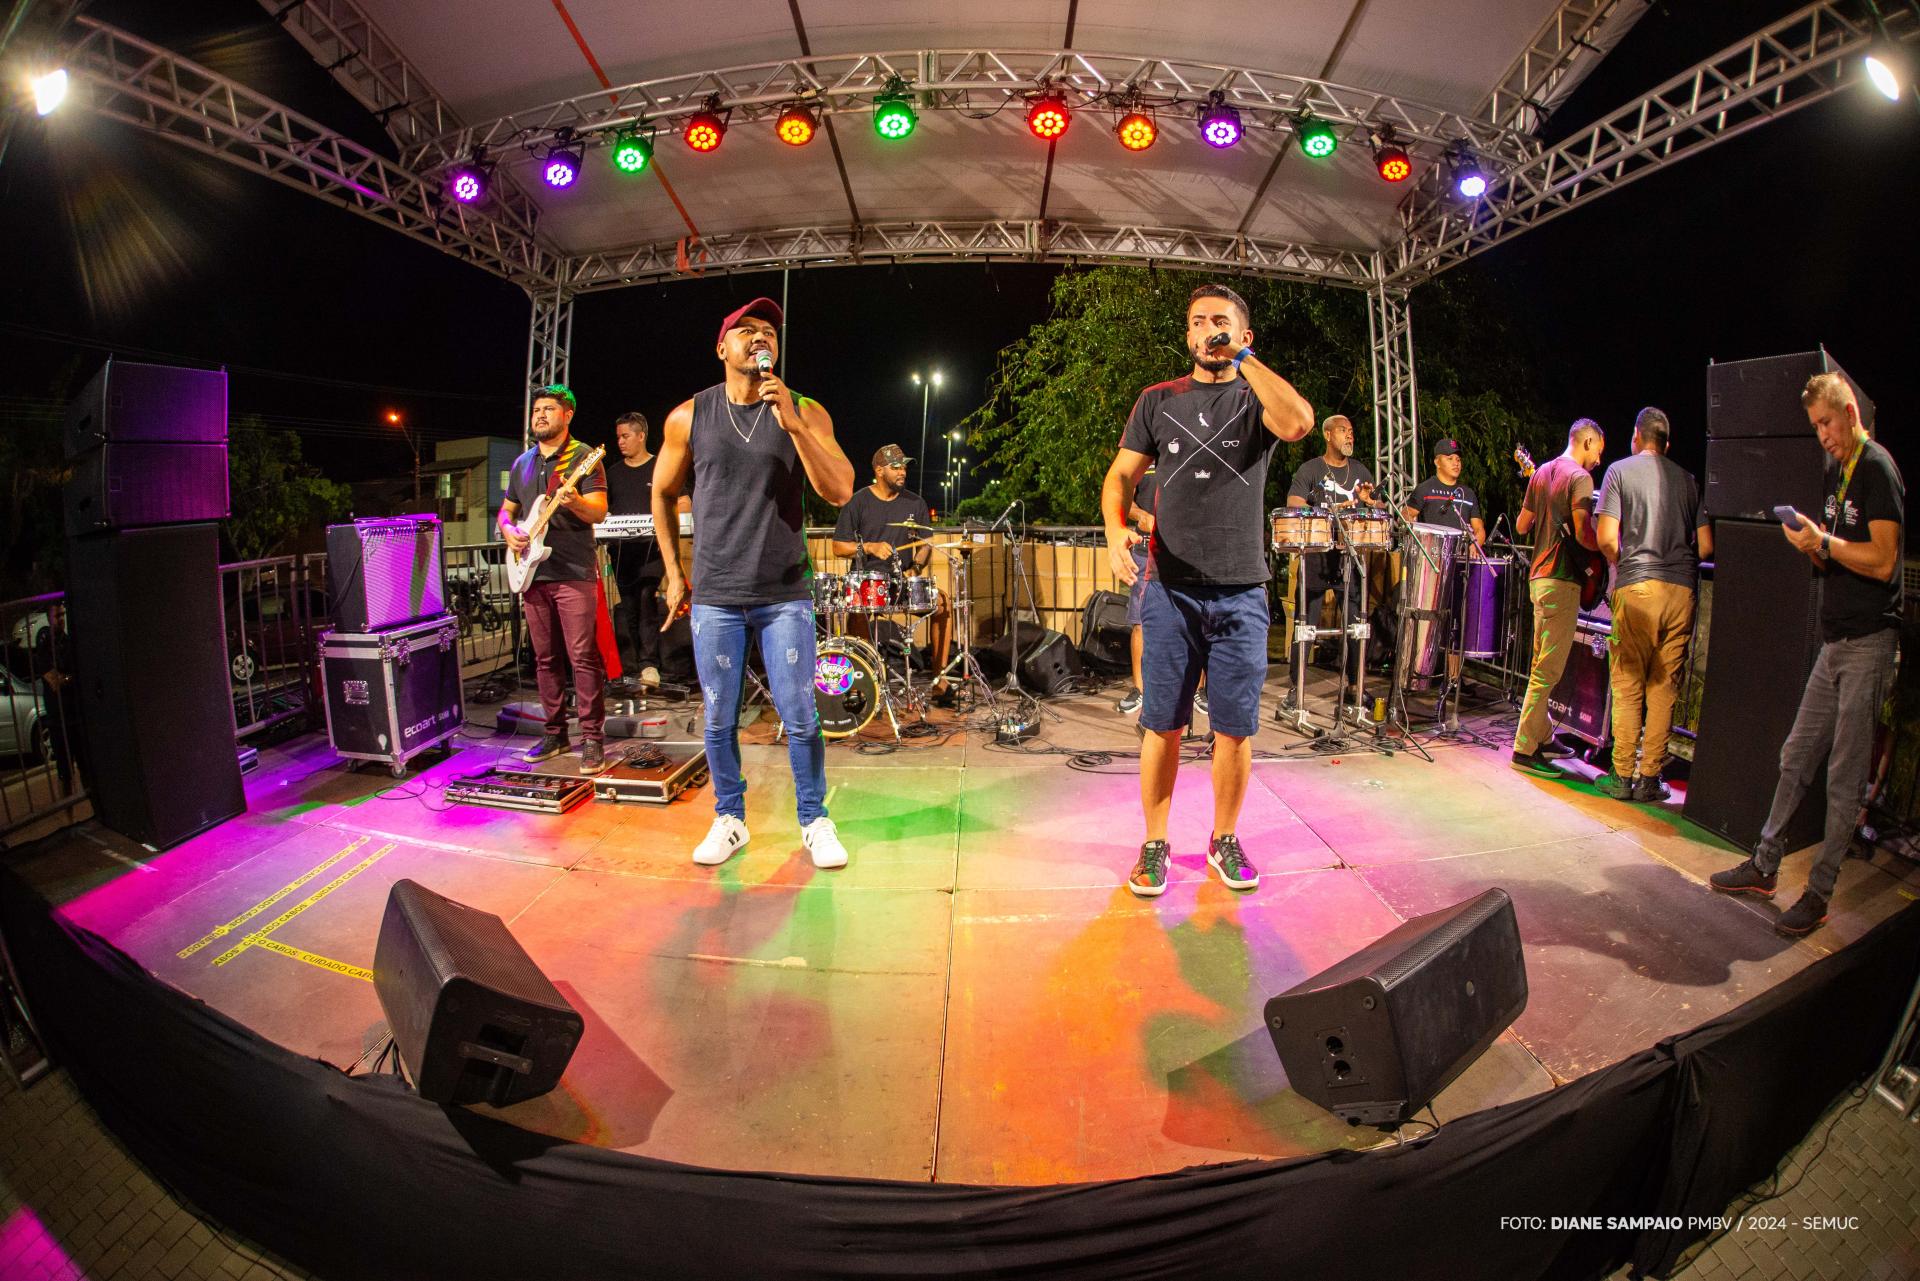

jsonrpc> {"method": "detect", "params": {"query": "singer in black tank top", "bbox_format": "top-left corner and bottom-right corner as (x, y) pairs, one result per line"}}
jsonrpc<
(648, 304), (856, 860)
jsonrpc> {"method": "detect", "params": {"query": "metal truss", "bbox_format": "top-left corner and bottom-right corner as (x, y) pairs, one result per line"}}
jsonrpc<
(559, 220), (1380, 292)
(1366, 275), (1420, 503)
(407, 49), (1540, 175)
(524, 289), (574, 435)
(1480, 0), (1654, 135)
(1390, 0), (1919, 285)
(256, 0), (544, 239)
(60, 16), (562, 291)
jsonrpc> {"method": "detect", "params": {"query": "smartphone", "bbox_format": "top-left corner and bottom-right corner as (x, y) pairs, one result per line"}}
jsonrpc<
(1772, 505), (1805, 530)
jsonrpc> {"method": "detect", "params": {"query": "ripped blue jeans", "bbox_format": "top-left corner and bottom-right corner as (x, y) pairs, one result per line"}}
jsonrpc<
(690, 599), (828, 824)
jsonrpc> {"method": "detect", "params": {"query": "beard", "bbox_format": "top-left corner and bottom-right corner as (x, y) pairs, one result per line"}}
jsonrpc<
(1190, 342), (1234, 374)
(531, 419), (563, 441)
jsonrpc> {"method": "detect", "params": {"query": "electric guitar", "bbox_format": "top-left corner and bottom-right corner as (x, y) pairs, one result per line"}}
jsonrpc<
(506, 444), (607, 594)
(1514, 445), (1608, 611)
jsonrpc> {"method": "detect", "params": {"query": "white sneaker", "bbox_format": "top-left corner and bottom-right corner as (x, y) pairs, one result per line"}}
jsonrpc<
(692, 815), (750, 866)
(801, 816), (849, 869)
(639, 665), (661, 685)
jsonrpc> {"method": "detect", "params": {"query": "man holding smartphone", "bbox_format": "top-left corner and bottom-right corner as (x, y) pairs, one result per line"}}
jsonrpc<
(1710, 373), (1903, 935)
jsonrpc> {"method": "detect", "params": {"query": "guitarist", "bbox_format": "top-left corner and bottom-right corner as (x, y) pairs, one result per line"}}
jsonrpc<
(1511, 418), (1604, 774)
(499, 384), (611, 774)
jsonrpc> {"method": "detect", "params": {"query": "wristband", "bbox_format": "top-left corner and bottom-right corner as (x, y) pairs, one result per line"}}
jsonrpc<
(1233, 347), (1254, 369)
(1821, 532), (1832, 558)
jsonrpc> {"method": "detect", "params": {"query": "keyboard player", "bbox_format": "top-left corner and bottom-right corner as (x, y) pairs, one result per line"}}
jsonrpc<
(603, 412), (690, 686)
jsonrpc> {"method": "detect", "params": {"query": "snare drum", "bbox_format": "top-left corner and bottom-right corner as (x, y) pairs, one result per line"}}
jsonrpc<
(844, 569), (896, 613)
(811, 572), (846, 616)
(1343, 504), (1394, 552)
(902, 575), (939, 614)
(1271, 506), (1335, 552)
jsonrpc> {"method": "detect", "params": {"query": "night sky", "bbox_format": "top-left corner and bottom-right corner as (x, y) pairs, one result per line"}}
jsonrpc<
(2, 0), (1913, 524)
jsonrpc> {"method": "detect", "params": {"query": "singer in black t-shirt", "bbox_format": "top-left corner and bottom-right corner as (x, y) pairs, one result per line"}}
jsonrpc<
(1101, 282), (1315, 899)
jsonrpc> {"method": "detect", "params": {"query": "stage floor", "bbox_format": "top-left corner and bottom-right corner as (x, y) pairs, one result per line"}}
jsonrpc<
(11, 672), (1919, 1186)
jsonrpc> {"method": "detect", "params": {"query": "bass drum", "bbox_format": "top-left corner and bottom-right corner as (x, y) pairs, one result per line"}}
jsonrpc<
(811, 636), (883, 738)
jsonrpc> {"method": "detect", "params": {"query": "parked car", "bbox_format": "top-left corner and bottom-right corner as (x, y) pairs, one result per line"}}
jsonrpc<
(226, 586), (330, 684)
(0, 666), (50, 762)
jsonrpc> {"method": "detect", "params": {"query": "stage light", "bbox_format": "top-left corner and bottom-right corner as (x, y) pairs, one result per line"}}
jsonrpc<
(31, 68), (67, 117)
(1295, 112), (1338, 159)
(542, 136), (583, 188)
(1198, 93), (1242, 149)
(685, 97), (727, 152)
(1370, 125), (1410, 182)
(1450, 145), (1489, 199)
(448, 149), (491, 203)
(1865, 49), (1904, 101)
(776, 103), (818, 146)
(1027, 93), (1071, 141)
(610, 130), (653, 172)
(873, 80), (917, 140)
(1116, 109), (1157, 151)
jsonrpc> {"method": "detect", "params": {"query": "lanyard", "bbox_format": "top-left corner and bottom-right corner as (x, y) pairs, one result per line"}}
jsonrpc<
(1832, 431), (1867, 517)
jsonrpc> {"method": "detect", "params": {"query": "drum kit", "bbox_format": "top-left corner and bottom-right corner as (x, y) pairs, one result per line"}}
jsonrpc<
(1272, 496), (1516, 741)
(800, 521), (996, 740)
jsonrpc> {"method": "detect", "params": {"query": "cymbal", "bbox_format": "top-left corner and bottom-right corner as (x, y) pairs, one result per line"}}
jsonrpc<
(893, 519), (940, 531)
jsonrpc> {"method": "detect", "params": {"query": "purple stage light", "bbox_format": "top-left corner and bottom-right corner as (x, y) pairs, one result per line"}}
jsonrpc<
(544, 156), (578, 188)
(450, 168), (484, 203)
(1197, 94), (1242, 149)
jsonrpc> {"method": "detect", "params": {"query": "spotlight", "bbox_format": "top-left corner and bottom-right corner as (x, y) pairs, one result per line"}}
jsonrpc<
(873, 79), (918, 140)
(776, 102), (819, 146)
(1370, 125), (1411, 182)
(1116, 109), (1157, 151)
(31, 68), (67, 117)
(685, 96), (727, 152)
(1197, 92), (1242, 149)
(1449, 145), (1488, 199)
(448, 148), (491, 203)
(1294, 111), (1338, 159)
(542, 130), (584, 188)
(1864, 46), (1907, 101)
(1027, 92), (1071, 141)
(610, 130), (653, 172)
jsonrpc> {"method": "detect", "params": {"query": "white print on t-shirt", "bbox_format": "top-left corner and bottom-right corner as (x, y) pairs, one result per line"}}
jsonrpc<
(1159, 401), (1253, 488)
(1825, 496), (1858, 530)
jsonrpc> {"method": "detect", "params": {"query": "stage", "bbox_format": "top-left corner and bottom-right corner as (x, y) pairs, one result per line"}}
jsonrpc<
(10, 669), (1917, 1189)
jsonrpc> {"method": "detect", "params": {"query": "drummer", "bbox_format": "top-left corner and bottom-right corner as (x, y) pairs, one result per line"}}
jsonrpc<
(1402, 438), (1486, 552)
(830, 443), (954, 703)
(1284, 413), (1377, 709)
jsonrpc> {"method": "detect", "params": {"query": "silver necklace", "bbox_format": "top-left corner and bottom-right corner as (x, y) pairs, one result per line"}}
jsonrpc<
(725, 396), (768, 445)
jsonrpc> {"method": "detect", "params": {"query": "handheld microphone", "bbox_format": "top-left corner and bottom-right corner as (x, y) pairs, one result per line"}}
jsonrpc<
(754, 350), (774, 374)
(1205, 333), (1233, 351)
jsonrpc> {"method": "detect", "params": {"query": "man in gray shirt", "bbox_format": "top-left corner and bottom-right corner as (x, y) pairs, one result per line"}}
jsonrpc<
(1595, 407), (1713, 800)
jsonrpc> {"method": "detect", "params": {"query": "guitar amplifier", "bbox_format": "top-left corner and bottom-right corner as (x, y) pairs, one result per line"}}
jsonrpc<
(1078, 590), (1131, 673)
(1546, 615), (1611, 748)
(320, 614), (464, 775)
(327, 517), (447, 633)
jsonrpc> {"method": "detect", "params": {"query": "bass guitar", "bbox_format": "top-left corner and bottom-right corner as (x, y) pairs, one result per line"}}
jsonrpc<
(1514, 445), (1608, 611)
(506, 444), (607, 593)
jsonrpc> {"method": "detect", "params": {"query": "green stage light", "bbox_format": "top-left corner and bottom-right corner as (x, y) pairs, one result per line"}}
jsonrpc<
(610, 131), (653, 173)
(1295, 113), (1338, 159)
(873, 80), (918, 140)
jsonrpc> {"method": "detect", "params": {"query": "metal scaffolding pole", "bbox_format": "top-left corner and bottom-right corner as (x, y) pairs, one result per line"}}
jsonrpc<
(1366, 271), (1420, 504)
(523, 288), (575, 446)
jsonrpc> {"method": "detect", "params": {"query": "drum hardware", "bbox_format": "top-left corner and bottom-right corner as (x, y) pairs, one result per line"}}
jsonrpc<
(929, 539), (1000, 711)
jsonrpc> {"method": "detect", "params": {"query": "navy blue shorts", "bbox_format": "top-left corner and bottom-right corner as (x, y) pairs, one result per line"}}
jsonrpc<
(1139, 580), (1270, 737)
(1125, 544), (1150, 627)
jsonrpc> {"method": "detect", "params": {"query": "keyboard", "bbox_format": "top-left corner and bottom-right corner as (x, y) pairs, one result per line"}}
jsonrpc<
(596, 513), (693, 539)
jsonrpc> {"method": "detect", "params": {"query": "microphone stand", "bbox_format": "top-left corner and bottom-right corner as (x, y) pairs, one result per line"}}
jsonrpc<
(996, 502), (1056, 722)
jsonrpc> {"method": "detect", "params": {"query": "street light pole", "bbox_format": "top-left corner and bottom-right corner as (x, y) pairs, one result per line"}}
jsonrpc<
(911, 370), (942, 497)
(387, 409), (420, 504)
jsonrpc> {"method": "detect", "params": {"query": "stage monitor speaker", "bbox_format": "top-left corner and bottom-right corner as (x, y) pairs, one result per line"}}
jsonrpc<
(65, 442), (231, 535)
(1266, 887), (1527, 1127)
(65, 525), (245, 849)
(373, 879), (584, 1107)
(1705, 434), (1830, 523)
(1683, 521), (1826, 854)
(1078, 590), (1131, 673)
(326, 517), (448, 633)
(64, 358), (227, 456)
(1019, 628), (1080, 696)
(1706, 348), (1873, 439)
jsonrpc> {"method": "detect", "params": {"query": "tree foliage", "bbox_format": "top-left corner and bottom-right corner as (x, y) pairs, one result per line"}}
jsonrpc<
(954, 267), (1549, 525)
(224, 415), (352, 560)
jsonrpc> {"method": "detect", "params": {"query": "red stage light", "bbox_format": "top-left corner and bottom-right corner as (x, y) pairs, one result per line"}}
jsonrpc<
(685, 111), (725, 153)
(1377, 149), (1411, 182)
(1027, 95), (1071, 141)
